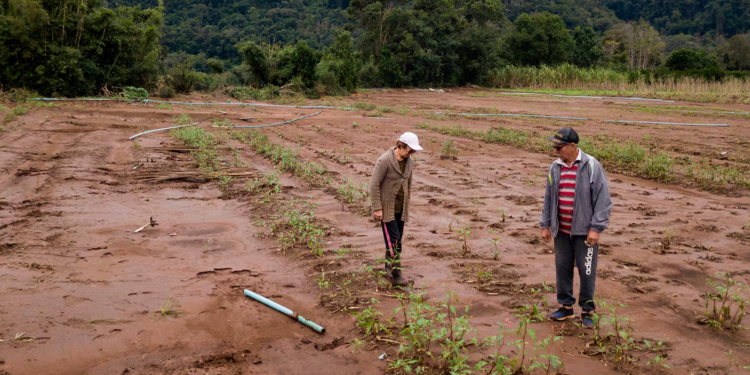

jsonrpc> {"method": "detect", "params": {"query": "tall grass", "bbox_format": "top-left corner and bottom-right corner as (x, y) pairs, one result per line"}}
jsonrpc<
(419, 123), (674, 181)
(231, 130), (330, 186)
(487, 64), (750, 103)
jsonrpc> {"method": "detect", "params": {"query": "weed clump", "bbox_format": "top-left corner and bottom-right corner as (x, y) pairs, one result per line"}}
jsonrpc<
(700, 272), (749, 332)
(231, 130), (330, 187)
(336, 177), (369, 204)
(440, 140), (459, 160)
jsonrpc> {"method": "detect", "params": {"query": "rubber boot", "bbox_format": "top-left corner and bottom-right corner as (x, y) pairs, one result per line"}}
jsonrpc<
(384, 251), (393, 280)
(391, 255), (409, 287)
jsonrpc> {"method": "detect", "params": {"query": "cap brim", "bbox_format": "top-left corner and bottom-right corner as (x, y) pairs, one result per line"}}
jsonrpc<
(547, 137), (566, 144)
(408, 143), (423, 151)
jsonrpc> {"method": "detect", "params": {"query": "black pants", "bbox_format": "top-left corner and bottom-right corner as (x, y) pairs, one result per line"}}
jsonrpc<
(381, 213), (405, 256)
(555, 233), (598, 312)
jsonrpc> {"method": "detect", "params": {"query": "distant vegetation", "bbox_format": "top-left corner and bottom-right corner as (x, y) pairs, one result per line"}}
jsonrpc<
(1, 0), (749, 100)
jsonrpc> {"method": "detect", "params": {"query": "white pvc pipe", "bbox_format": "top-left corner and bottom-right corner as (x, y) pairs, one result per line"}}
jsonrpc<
(603, 120), (729, 127)
(128, 123), (198, 140)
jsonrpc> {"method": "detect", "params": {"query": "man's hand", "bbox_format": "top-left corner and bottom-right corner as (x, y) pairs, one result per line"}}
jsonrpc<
(541, 228), (552, 243)
(373, 210), (383, 221)
(586, 230), (600, 246)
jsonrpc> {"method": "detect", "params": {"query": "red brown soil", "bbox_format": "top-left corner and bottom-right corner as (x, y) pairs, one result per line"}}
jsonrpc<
(1, 89), (749, 374)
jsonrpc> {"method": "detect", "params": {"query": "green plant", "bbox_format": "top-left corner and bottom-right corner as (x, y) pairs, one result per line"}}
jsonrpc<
(173, 113), (193, 126)
(231, 130), (331, 187)
(154, 296), (180, 318)
(497, 208), (506, 222)
(123, 86), (149, 100)
(3, 104), (27, 124)
(355, 298), (388, 336)
(391, 291), (477, 374)
(702, 272), (749, 331)
(440, 139), (459, 160)
(269, 202), (326, 256)
(458, 226), (471, 254)
(246, 171), (282, 196)
(516, 282), (554, 322)
(158, 103), (173, 110)
(349, 338), (364, 356)
(489, 236), (501, 260)
(352, 101), (377, 111)
(334, 248), (351, 260)
(212, 118), (234, 129)
(337, 177), (369, 204)
(315, 271), (330, 290)
(585, 298), (636, 365)
(644, 340), (670, 368)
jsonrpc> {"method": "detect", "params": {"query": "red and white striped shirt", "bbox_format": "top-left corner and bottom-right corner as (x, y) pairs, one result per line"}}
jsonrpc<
(556, 151), (581, 234)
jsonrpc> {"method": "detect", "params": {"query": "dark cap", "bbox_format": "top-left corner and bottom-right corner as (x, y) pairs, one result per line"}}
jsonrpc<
(547, 127), (579, 145)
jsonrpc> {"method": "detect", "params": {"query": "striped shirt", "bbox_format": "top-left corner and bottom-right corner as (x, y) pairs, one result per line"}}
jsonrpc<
(556, 150), (582, 235)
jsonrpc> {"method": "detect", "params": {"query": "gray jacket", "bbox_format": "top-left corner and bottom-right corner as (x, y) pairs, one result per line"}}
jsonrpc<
(540, 150), (612, 237)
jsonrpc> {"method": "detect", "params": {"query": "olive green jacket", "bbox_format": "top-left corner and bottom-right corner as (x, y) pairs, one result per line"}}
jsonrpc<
(369, 147), (414, 223)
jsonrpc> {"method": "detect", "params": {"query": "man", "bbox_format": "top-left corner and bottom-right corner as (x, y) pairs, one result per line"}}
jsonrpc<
(369, 132), (422, 287)
(540, 127), (612, 328)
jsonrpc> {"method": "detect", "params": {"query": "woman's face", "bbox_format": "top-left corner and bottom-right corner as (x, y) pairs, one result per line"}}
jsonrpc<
(395, 145), (414, 159)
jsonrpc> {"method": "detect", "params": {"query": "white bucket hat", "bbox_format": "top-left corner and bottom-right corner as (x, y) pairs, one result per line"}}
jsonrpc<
(398, 132), (423, 151)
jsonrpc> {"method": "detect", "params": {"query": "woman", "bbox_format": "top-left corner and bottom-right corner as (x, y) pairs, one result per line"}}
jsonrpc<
(369, 132), (422, 287)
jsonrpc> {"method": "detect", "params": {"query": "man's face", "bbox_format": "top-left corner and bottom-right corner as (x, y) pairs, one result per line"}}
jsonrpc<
(553, 142), (577, 161)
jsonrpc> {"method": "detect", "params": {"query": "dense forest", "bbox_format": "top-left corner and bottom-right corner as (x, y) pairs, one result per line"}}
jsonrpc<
(1, 0), (749, 97)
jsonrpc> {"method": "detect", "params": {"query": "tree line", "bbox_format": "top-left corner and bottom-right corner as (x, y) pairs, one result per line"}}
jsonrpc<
(1, 0), (750, 97)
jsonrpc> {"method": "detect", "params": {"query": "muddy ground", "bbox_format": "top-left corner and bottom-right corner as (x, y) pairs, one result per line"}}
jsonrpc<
(1, 88), (749, 374)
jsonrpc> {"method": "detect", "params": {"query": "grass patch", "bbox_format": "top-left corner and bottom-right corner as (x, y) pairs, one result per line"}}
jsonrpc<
(170, 125), (226, 174)
(3, 104), (28, 124)
(231, 130), (330, 187)
(685, 159), (750, 190)
(419, 123), (680, 183)
(270, 201), (326, 256)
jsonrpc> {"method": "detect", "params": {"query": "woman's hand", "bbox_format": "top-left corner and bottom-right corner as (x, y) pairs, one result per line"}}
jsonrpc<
(373, 210), (383, 221)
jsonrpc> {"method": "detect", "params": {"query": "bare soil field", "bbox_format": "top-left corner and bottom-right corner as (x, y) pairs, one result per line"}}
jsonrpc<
(1, 88), (749, 375)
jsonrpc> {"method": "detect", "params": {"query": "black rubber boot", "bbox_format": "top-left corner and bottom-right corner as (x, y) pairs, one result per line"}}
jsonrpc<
(384, 251), (393, 280)
(391, 251), (409, 287)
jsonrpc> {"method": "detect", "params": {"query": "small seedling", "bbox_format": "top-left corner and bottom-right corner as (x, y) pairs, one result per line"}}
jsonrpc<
(497, 208), (506, 222)
(154, 296), (180, 318)
(440, 139), (459, 160)
(349, 338), (364, 355)
(315, 272), (330, 290)
(334, 248), (351, 260)
(458, 226), (471, 254)
(489, 237), (501, 260)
